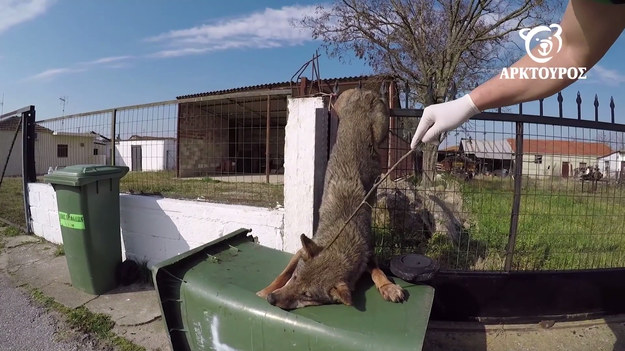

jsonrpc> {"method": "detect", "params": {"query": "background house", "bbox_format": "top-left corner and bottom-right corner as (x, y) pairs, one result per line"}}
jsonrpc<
(459, 138), (514, 174)
(507, 139), (612, 178)
(1, 117), (103, 176)
(597, 150), (625, 181)
(115, 135), (176, 172)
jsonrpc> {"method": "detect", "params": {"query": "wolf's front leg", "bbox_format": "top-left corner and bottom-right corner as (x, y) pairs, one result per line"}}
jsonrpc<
(257, 250), (302, 298)
(368, 259), (406, 303)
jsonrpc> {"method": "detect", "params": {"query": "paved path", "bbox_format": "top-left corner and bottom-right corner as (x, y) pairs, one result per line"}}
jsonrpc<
(0, 271), (105, 351)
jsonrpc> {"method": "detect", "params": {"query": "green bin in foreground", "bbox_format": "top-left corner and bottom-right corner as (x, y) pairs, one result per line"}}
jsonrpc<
(44, 164), (129, 295)
(153, 229), (435, 351)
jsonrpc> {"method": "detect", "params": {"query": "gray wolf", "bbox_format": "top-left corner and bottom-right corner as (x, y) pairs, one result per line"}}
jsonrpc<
(257, 88), (406, 309)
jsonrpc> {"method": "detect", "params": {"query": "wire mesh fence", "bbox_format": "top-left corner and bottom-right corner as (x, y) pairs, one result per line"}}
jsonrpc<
(28, 88), (625, 272)
(374, 99), (625, 272)
(36, 95), (287, 207)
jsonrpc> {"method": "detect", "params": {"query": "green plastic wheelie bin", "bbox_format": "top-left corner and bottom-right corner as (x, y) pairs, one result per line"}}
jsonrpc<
(44, 164), (129, 295)
(152, 229), (435, 351)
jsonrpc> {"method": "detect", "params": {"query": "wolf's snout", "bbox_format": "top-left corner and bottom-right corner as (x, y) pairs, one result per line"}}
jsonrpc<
(266, 292), (277, 305)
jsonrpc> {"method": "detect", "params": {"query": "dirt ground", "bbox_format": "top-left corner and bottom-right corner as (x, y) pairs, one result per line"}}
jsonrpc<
(423, 316), (625, 351)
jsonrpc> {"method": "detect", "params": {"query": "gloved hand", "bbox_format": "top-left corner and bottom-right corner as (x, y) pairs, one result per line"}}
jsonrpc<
(410, 94), (480, 148)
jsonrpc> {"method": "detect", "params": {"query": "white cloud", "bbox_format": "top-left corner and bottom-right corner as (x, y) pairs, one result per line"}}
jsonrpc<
(27, 55), (133, 81)
(83, 55), (133, 65)
(0, 0), (54, 34)
(26, 5), (319, 80)
(591, 65), (625, 87)
(27, 67), (85, 80)
(147, 5), (317, 58)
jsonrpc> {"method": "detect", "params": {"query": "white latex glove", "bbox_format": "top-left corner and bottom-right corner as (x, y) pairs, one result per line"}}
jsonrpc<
(410, 94), (480, 148)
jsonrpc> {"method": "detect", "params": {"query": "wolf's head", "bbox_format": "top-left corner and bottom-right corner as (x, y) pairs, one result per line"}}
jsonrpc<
(266, 234), (353, 310)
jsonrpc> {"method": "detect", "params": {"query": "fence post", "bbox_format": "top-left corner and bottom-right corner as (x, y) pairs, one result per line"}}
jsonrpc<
(505, 108), (524, 271)
(265, 95), (271, 184)
(610, 97), (615, 124)
(22, 106), (36, 234)
(283, 97), (327, 253)
(111, 109), (117, 165)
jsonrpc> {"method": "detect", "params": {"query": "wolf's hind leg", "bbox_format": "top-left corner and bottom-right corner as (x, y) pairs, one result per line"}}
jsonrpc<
(256, 250), (302, 298)
(368, 259), (406, 303)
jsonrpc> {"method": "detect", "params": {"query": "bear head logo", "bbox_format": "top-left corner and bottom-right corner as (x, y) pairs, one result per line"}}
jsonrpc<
(519, 24), (562, 64)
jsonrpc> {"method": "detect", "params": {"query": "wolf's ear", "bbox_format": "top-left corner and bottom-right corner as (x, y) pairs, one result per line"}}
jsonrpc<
(330, 282), (352, 306)
(300, 234), (323, 261)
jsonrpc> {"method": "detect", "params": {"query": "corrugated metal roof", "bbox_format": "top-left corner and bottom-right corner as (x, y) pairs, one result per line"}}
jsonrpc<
(506, 139), (612, 157)
(461, 139), (514, 160)
(176, 75), (388, 99)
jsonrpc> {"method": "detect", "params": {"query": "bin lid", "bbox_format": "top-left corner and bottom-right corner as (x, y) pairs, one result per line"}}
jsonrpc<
(44, 164), (129, 187)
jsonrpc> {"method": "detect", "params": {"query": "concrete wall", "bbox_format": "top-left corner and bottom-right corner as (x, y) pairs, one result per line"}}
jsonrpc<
(178, 103), (230, 177)
(28, 183), (285, 266)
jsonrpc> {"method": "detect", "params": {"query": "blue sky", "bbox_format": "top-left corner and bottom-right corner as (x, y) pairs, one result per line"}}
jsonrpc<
(1, 0), (624, 123)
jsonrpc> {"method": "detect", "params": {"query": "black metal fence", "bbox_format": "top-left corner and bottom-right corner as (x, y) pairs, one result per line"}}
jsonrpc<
(375, 92), (625, 272)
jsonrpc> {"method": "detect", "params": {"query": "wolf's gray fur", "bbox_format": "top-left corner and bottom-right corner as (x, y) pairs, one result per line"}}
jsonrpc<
(265, 88), (393, 309)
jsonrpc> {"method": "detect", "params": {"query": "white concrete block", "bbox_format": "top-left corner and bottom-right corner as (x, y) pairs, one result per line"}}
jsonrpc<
(32, 222), (44, 238)
(42, 224), (63, 245)
(48, 209), (60, 227)
(283, 97), (327, 253)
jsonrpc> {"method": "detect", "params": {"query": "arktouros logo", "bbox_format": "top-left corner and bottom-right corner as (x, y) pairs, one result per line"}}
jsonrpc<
(499, 23), (587, 80)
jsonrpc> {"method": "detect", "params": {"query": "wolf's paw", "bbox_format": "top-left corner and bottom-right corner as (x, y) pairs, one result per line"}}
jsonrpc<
(379, 283), (406, 303)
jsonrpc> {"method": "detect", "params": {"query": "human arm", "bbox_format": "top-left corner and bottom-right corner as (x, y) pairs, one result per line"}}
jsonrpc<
(411, 0), (625, 147)
(470, 0), (625, 110)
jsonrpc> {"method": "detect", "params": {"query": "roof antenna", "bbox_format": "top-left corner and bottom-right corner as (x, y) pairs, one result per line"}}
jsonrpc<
(59, 96), (68, 116)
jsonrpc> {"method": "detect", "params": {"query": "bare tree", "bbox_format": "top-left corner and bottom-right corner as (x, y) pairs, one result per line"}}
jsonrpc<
(299, 0), (560, 185)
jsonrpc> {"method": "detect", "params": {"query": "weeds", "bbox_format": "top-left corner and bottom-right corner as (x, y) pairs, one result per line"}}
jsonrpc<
(30, 288), (145, 351)
(55, 245), (65, 257)
(3, 226), (22, 237)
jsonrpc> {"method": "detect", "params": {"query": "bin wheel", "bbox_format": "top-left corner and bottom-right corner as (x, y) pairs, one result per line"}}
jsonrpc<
(117, 260), (140, 286)
(389, 254), (439, 283)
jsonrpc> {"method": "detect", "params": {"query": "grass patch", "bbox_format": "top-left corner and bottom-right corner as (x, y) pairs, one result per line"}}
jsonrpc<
(0, 177), (25, 228)
(119, 170), (283, 207)
(4, 226), (23, 237)
(30, 288), (145, 351)
(460, 178), (625, 270)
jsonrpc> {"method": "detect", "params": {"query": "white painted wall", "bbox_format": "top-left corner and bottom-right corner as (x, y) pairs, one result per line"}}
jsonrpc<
(598, 151), (625, 179)
(0, 131), (102, 176)
(28, 183), (284, 266)
(115, 139), (176, 172)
